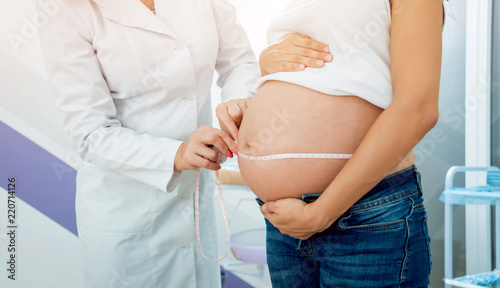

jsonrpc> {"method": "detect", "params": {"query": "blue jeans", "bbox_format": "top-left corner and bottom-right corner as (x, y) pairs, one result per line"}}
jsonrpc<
(257, 165), (431, 288)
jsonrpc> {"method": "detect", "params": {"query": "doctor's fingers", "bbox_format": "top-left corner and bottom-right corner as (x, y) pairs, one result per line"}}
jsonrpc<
(219, 121), (239, 144)
(196, 144), (220, 163)
(237, 99), (250, 116)
(227, 102), (244, 126)
(191, 155), (220, 171)
(194, 126), (237, 155)
(216, 105), (239, 141)
(190, 145), (220, 170)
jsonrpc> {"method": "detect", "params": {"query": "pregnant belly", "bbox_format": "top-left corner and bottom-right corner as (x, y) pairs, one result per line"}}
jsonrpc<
(237, 81), (412, 203)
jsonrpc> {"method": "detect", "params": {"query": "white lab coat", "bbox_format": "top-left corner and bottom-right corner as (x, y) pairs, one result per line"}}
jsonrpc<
(39, 0), (259, 287)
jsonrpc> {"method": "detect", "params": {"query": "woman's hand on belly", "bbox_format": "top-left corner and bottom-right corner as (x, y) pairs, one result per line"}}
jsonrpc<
(260, 33), (333, 76)
(260, 198), (328, 240)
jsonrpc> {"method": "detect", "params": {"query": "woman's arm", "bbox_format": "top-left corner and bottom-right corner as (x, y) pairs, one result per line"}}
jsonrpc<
(261, 0), (443, 239)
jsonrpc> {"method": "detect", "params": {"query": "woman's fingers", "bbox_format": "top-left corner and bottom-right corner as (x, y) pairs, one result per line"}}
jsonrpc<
(275, 62), (306, 73)
(278, 54), (328, 68)
(262, 202), (277, 214)
(260, 202), (279, 224)
(280, 33), (330, 53)
(260, 198), (322, 239)
(261, 51), (308, 75)
(294, 46), (333, 62)
(260, 33), (332, 75)
(278, 43), (332, 66)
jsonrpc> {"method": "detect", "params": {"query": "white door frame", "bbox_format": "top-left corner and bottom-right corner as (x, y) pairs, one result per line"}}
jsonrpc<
(465, 0), (493, 275)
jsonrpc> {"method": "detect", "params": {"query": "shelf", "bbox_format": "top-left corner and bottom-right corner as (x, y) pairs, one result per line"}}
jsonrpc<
(444, 270), (500, 288)
(441, 166), (500, 286)
(441, 186), (500, 205)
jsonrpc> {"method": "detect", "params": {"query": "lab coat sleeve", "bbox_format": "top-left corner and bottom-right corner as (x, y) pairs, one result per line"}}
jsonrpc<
(213, 0), (260, 102)
(39, 5), (183, 192)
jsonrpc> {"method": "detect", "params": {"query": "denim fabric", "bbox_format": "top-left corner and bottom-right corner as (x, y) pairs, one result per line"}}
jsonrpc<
(259, 165), (431, 288)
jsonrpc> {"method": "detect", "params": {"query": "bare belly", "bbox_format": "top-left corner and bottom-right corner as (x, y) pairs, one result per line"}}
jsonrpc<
(237, 81), (415, 202)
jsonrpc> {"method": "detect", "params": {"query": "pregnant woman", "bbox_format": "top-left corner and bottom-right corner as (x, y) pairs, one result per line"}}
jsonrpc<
(218, 0), (442, 287)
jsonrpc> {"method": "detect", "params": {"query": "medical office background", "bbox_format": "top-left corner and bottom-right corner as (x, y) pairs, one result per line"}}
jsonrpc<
(0, 0), (499, 287)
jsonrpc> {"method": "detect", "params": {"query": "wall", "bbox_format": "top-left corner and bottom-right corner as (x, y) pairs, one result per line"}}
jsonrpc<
(420, 1), (468, 286)
(493, 0), (500, 167)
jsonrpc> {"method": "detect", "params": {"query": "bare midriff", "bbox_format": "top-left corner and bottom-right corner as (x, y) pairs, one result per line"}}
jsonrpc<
(237, 81), (415, 203)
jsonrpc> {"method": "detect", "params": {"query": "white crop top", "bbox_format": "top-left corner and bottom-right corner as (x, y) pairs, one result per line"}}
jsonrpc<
(256, 0), (393, 109)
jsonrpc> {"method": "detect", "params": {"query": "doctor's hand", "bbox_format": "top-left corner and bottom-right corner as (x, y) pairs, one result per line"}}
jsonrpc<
(174, 126), (236, 171)
(259, 33), (333, 77)
(216, 98), (250, 141)
(260, 198), (333, 240)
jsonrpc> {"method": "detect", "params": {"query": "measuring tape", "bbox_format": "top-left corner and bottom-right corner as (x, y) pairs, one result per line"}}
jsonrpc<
(237, 152), (352, 161)
(194, 151), (230, 263)
(194, 150), (352, 262)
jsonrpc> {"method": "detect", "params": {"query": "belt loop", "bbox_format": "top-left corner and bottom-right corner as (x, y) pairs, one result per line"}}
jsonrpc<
(297, 239), (303, 249)
(414, 167), (423, 197)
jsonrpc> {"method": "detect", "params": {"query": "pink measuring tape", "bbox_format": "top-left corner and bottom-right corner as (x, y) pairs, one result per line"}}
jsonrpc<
(194, 151), (230, 262)
(194, 150), (353, 262)
(237, 152), (353, 161)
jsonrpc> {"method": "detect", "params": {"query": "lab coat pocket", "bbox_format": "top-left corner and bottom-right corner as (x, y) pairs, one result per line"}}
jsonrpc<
(76, 163), (154, 235)
(79, 232), (152, 287)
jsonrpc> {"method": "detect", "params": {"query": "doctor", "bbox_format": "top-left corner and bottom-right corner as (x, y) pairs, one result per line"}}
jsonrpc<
(39, 0), (259, 287)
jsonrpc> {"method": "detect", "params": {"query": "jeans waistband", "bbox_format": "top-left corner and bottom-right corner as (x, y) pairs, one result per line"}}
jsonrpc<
(256, 192), (325, 206)
(348, 165), (420, 212)
(256, 165), (421, 208)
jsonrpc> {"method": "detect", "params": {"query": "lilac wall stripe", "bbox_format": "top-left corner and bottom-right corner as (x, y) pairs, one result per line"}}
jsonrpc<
(222, 268), (254, 288)
(0, 121), (78, 235)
